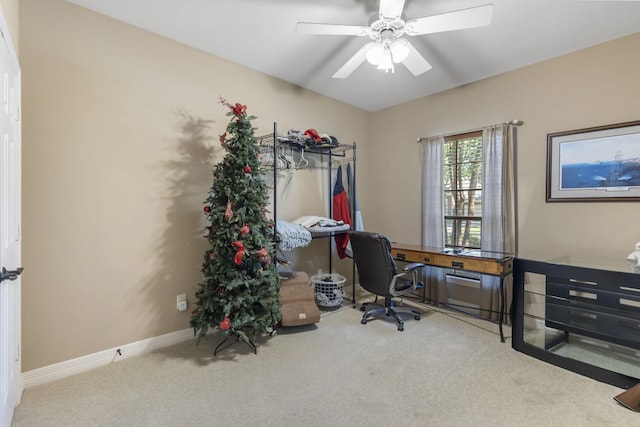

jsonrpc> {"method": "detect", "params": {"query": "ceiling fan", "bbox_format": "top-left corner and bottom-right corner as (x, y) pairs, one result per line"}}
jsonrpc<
(296, 0), (494, 79)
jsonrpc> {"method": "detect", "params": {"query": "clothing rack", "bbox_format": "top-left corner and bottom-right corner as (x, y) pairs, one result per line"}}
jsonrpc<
(261, 123), (358, 307)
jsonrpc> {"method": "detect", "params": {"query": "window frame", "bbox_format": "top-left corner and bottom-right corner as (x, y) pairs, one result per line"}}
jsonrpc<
(443, 130), (483, 252)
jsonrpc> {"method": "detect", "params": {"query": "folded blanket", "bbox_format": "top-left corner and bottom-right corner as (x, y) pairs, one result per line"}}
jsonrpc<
(276, 220), (312, 251)
(291, 215), (345, 228)
(307, 223), (351, 236)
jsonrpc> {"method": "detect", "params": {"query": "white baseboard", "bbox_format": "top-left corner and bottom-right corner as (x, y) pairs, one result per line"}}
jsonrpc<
(22, 328), (194, 388)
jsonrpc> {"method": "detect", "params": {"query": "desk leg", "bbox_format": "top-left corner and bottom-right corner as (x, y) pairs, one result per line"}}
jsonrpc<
(499, 277), (505, 343)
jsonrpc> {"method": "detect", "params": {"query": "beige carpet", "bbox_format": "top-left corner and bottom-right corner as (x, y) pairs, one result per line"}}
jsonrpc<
(11, 305), (638, 426)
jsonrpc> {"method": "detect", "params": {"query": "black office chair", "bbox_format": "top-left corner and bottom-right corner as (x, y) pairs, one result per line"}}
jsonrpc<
(349, 231), (424, 331)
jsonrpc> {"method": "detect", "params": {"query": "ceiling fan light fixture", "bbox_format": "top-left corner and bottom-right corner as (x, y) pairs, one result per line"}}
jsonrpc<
(390, 39), (410, 63)
(376, 47), (395, 73)
(365, 43), (384, 65)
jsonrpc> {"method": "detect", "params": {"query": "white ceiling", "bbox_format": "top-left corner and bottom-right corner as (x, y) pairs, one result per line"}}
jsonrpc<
(67, 0), (640, 112)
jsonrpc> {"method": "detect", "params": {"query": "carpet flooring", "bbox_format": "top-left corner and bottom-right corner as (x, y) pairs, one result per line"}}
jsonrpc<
(11, 305), (639, 426)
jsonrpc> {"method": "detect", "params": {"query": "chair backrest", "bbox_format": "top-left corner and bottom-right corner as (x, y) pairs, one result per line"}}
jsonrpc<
(349, 231), (399, 297)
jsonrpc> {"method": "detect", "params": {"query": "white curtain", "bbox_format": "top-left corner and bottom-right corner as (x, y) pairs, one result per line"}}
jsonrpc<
(480, 124), (516, 321)
(420, 136), (447, 304)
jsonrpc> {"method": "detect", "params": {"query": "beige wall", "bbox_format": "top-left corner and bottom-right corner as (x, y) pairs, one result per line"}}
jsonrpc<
(0, 0), (18, 52)
(20, 0), (368, 371)
(365, 33), (640, 262)
(20, 0), (640, 372)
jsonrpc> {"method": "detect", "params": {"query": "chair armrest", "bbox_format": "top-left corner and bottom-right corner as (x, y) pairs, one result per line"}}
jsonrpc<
(389, 263), (425, 297)
(402, 262), (425, 272)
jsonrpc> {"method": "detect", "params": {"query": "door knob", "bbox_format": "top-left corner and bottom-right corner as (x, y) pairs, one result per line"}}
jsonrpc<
(0, 266), (23, 283)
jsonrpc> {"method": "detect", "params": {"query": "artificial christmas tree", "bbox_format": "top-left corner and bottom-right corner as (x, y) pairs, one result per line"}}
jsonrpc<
(190, 98), (281, 354)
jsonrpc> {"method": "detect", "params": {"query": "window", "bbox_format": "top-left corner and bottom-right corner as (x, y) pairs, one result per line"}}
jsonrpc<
(443, 131), (483, 250)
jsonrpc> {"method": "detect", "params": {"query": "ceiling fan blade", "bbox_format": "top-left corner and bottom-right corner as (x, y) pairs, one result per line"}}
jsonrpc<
(332, 42), (374, 79)
(405, 4), (493, 36)
(296, 22), (370, 36)
(379, 0), (406, 20)
(401, 41), (432, 76)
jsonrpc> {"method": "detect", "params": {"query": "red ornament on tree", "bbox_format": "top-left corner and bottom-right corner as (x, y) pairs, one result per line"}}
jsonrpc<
(243, 165), (252, 174)
(231, 241), (245, 265)
(204, 206), (211, 213)
(219, 317), (231, 331)
(256, 247), (270, 267)
(240, 224), (250, 236)
(256, 247), (268, 260)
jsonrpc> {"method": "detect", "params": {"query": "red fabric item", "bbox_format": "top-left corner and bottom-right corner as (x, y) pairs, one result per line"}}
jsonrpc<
(333, 191), (351, 259)
(304, 129), (322, 142)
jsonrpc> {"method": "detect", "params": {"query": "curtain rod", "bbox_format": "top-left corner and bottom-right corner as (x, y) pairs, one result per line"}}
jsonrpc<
(416, 119), (524, 142)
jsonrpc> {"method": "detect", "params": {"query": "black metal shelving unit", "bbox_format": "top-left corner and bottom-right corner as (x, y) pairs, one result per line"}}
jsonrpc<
(258, 123), (358, 306)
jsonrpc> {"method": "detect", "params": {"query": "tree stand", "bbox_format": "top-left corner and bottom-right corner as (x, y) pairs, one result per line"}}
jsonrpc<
(214, 331), (257, 356)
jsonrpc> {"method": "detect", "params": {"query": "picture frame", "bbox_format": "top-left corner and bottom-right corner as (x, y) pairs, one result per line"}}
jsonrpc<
(546, 120), (640, 202)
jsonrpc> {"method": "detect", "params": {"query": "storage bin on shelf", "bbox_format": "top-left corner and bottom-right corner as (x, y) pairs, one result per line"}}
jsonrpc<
(311, 273), (346, 309)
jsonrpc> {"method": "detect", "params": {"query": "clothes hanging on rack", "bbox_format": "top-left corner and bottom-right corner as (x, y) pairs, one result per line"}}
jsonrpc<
(344, 162), (363, 258)
(332, 165), (351, 259)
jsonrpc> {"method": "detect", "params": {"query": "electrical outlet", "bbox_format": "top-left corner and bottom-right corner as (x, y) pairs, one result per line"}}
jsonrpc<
(177, 294), (187, 312)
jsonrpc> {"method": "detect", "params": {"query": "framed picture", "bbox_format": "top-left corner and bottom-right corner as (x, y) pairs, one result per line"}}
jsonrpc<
(546, 120), (640, 202)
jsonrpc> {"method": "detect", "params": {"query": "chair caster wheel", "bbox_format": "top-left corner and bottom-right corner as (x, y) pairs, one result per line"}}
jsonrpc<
(360, 306), (366, 312)
(398, 325), (404, 331)
(414, 315), (420, 321)
(361, 318), (367, 325)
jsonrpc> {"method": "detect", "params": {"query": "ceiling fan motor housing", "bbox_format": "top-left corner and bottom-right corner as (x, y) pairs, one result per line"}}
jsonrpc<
(369, 18), (406, 42)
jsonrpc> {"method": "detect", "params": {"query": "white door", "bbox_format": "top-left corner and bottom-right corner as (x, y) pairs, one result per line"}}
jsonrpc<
(0, 14), (22, 427)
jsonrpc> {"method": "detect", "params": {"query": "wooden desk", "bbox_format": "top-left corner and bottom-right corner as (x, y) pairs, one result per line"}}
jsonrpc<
(391, 243), (514, 342)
